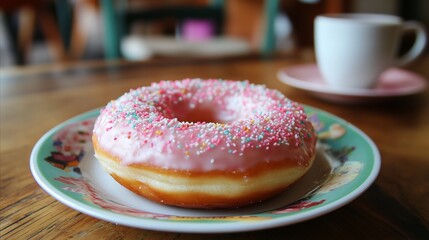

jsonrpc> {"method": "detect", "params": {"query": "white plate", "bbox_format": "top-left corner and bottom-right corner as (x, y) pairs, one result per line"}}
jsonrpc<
(277, 64), (427, 103)
(30, 106), (380, 233)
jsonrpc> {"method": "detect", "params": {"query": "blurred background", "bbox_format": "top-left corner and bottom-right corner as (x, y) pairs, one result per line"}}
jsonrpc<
(1, 0), (428, 67)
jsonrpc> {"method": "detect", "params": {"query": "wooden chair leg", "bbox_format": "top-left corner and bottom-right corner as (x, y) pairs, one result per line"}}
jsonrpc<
(38, 9), (67, 62)
(17, 8), (35, 64)
(68, 4), (88, 60)
(68, 0), (102, 60)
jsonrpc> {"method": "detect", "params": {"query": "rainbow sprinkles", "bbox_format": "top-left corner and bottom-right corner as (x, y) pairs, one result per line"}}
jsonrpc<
(93, 79), (316, 172)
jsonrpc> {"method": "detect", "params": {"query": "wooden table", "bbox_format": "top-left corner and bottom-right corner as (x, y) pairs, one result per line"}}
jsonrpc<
(1, 52), (429, 239)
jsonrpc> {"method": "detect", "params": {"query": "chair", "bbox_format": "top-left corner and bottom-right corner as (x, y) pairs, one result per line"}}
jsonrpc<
(100, 0), (279, 60)
(1, 0), (66, 65)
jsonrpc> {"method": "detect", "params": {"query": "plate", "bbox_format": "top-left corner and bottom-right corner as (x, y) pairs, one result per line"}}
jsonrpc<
(277, 64), (427, 103)
(30, 106), (380, 233)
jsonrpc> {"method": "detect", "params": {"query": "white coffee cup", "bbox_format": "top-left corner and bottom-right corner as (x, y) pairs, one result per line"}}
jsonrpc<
(315, 13), (427, 89)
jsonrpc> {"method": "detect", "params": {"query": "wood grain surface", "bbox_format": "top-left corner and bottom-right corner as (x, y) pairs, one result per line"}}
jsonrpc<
(1, 52), (428, 239)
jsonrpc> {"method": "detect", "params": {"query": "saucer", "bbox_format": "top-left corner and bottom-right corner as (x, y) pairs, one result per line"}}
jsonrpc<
(277, 64), (427, 103)
(30, 107), (380, 233)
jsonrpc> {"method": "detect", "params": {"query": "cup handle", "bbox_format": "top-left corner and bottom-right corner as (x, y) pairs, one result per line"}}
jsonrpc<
(395, 21), (427, 66)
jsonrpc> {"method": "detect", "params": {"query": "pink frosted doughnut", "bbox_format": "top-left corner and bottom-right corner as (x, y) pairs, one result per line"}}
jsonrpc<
(93, 79), (317, 208)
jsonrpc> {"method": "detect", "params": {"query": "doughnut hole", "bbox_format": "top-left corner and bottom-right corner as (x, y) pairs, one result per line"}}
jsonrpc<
(177, 106), (220, 123)
(169, 97), (248, 124)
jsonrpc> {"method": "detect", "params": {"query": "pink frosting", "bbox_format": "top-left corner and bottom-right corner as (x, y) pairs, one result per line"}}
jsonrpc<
(93, 79), (316, 172)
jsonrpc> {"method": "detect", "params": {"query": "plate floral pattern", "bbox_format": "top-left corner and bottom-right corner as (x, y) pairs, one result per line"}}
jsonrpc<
(31, 106), (380, 233)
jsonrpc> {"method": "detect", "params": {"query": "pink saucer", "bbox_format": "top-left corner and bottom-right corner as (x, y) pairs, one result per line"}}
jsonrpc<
(277, 64), (427, 103)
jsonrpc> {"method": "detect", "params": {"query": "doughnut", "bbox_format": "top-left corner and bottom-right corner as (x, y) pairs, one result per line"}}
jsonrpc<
(92, 79), (317, 209)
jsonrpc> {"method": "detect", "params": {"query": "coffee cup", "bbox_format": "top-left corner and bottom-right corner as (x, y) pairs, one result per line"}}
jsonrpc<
(315, 13), (427, 89)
